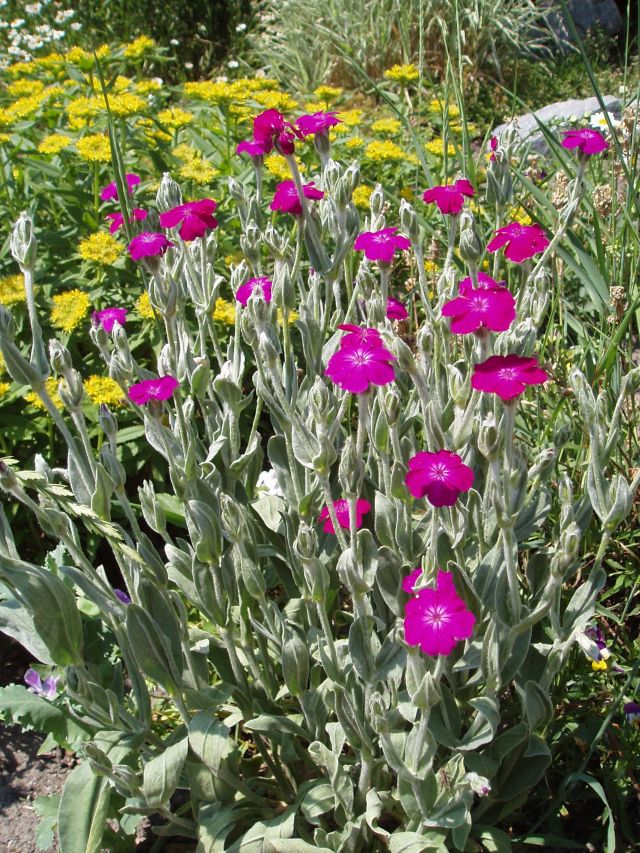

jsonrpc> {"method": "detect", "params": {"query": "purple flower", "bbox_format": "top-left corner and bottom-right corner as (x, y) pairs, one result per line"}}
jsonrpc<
(486, 223), (549, 264)
(114, 588), (131, 604)
(159, 199), (218, 241)
(128, 375), (179, 405)
(105, 207), (148, 234)
(387, 297), (409, 321)
(253, 109), (299, 155)
(624, 702), (640, 725)
(92, 306), (127, 333)
(296, 111), (342, 137)
(128, 232), (174, 261)
(100, 173), (140, 202)
(405, 449), (474, 507)
(354, 228), (410, 264)
(236, 277), (273, 306)
(562, 128), (608, 156)
(270, 180), (324, 216)
(441, 273), (515, 334)
(325, 338), (396, 394)
(422, 179), (475, 215)
(236, 139), (270, 158)
(471, 354), (549, 401)
(318, 498), (371, 534)
(337, 324), (384, 349)
(24, 668), (58, 699)
(404, 570), (476, 656)
(402, 567), (422, 594)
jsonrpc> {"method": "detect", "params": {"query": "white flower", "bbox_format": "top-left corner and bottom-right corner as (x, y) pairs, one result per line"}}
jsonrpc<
(170, 38), (179, 46)
(70, 21), (82, 30)
(590, 111), (620, 130)
(25, 2), (42, 13)
(10, 18), (26, 27)
(54, 8), (75, 22)
(184, 61), (194, 70)
(227, 60), (239, 69)
(464, 772), (491, 797)
(235, 22), (247, 32)
(257, 469), (283, 497)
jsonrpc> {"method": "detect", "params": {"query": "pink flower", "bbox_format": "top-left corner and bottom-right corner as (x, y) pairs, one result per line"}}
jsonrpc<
(270, 180), (324, 215)
(325, 339), (396, 394)
(471, 354), (549, 401)
(403, 567), (422, 594)
(128, 232), (174, 261)
(92, 306), (127, 333)
(236, 139), (270, 158)
(404, 570), (476, 656)
(318, 498), (371, 534)
(253, 109), (299, 155)
(354, 228), (411, 264)
(441, 273), (515, 334)
(296, 111), (342, 137)
(105, 207), (147, 234)
(386, 297), (409, 321)
(486, 222), (549, 264)
(422, 179), (475, 215)
(128, 375), (179, 405)
(236, 277), (273, 306)
(561, 128), (608, 156)
(405, 449), (474, 506)
(337, 324), (384, 349)
(489, 136), (498, 161)
(100, 173), (140, 202)
(24, 668), (58, 699)
(159, 199), (218, 241)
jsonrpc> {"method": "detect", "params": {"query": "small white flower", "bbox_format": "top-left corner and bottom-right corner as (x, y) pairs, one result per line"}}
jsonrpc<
(184, 61), (194, 70)
(70, 21), (82, 30)
(152, 77), (163, 86)
(10, 18), (26, 27)
(590, 111), (620, 130)
(170, 38), (179, 46)
(227, 60), (239, 69)
(235, 22), (247, 32)
(257, 469), (283, 497)
(25, 2), (43, 13)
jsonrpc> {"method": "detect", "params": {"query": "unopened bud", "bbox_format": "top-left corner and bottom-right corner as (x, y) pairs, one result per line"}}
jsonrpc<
(10, 212), (37, 271)
(49, 339), (72, 375)
(57, 370), (83, 409)
(370, 183), (385, 217)
(338, 436), (364, 495)
(139, 480), (167, 535)
(399, 198), (420, 243)
(458, 210), (483, 264)
(99, 404), (118, 442)
(156, 172), (183, 212)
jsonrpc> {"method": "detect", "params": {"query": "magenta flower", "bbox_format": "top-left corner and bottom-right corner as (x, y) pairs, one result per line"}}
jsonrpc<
(403, 567), (422, 594)
(386, 297), (409, 321)
(354, 228), (411, 264)
(561, 128), (608, 156)
(100, 173), (140, 202)
(325, 339), (396, 394)
(489, 136), (498, 161)
(337, 324), (384, 349)
(24, 668), (58, 699)
(105, 207), (147, 234)
(296, 111), (342, 137)
(486, 222), (549, 264)
(404, 570), (476, 656)
(92, 306), (127, 333)
(270, 180), (324, 215)
(128, 375), (179, 405)
(441, 273), (515, 334)
(236, 139), (270, 158)
(318, 498), (371, 534)
(159, 199), (218, 241)
(236, 277), (273, 306)
(253, 108), (299, 155)
(471, 354), (549, 401)
(422, 179), (475, 215)
(114, 588), (131, 605)
(405, 449), (474, 507)
(128, 232), (174, 261)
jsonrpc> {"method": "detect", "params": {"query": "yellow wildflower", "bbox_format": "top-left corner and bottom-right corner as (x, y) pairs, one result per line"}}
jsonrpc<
(591, 659), (608, 672)
(352, 185), (373, 210)
(26, 377), (64, 411)
(424, 260), (439, 275)
(384, 64), (419, 84)
(84, 375), (126, 407)
(6, 94), (46, 120)
(34, 52), (64, 71)
(173, 143), (200, 162)
(0, 274), (25, 306)
(0, 133), (11, 144)
(114, 75), (133, 92)
(508, 207), (532, 226)
(7, 79), (45, 98)
(108, 93), (147, 117)
(253, 91), (297, 111)
(123, 35), (156, 59)
(78, 233), (122, 266)
(44, 84), (65, 102)
(136, 291), (155, 319)
(337, 109), (363, 126)
(184, 80), (244, 106)
(264, 154), (295, 181)
(425, 138), (456, 157)
(76, 134), (111, 163)
(158, 107), (194, 128)
(228, 104), (253, 123)
(66, 95), (102, 129)
(179, 160), (218, 184)
(314, 85), (343, 101)
(399, 187), (414, 201)
(365, 139), (407, 162)
(304, 101), (328, 113)
(51, 290), (91, 333)
(277, 308), (299, 325)
(38, 133), (72, 155)
(136, 79), (162, 95)
(0, 109), (12, 129)
(344, 137), (364, 149)
(7, 62), (35, 77)
(213, 298), (236, 325)
(0, 381), (10, 400)
(371, 118), (402, 135)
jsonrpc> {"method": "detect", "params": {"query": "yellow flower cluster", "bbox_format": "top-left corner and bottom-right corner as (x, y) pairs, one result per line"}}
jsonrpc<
(38, 133), (72, 155)
(78, 233), (122, 266)
(67, 96), (102, 129)
(314, 85), (343, 101)
(371, 118), (402, 135)
(337, 109), (363, 127)
(184, 80), (246, 106)
(384, 64), (420, 84)
(158, 107), (193, 128)
(84, 375), (126, 407)
(26, 377), (64, 411)
(51, 290), (91, 333)
(0, 381), (10, 400)
(7, 79), (45, 98)
(344, 137), (364, 149)
(352, 185), (373, 210)
(136, 79), (162, 95)
(253, 90), (297, 112)
(213, 298), (236, 325)
(76, 134), (112, 163)
(264, 153), (305, 180)
(365, 139), (407, 162)
(428, 100), (460, 118)
(108, 92), (147, 118)
(173, 144), (218, 185)
(277, 308), (299, 325)
(66, 45), (110, 67)
(0, 274), (25, 305)
(425, 138), (456, 157)
(136, 291), (155, 319)
(0, 93), (47, 125)
(124, 35), (156, 59)
(508, 206), (532, 226)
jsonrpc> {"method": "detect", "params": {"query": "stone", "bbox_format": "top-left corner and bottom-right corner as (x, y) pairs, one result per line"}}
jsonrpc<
(493, 95), (621, 154)
(544, 0), (624, 41)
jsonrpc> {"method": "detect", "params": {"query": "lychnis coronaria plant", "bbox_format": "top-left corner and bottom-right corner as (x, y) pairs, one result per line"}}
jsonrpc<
(0, 114), (637, 852)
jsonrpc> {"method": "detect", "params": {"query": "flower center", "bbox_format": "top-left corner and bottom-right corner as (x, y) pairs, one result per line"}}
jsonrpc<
(431, 463), (449, 480)
(498, 368), (517, 380)
(425, 604), (451, 626)
(471, 296), (490, 311)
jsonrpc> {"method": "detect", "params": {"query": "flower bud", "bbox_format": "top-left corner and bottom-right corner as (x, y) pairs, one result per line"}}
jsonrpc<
(99, 446), (125, 491)
(228, 176), (248, 207)
(49, 339), (72, 375)
(281, 632), (310, 696)
(109, 353), (133, 386)
(272, 264), (296, 311)
(322, 158), (341, 196)
(569, 368), (596, 423)
(190, 357), (210, 398)
(399, 198), (420, 244)
(0, 338), (47, 385)
(604, 475), (632, 530)
(338, 436), (364, 495)
(336, 162), (359, 209)
(99, 404), (118, 443)
(458, 210), (484, 264)
(157, 343), (173, 378)
(139, 480), (167, 535)
(0, 307), (15, 341)
(156, 172), (183, 212)
(57, 371), (83, 410)
(220, 493), (247, 544)
(384, 387), (401, 427)
(187, 499), (222, 563)
(149, 276), (177, 318)
(257, 335), (279, 369)
(10, 212), (37, 271)
(294, 523), (317, 560)
(309, 377), (330, 425)
(485, 149), (513, 207)
(240, 220), (262, 266)
(262, 224), (288, 258)
(370, 183), (385, 218)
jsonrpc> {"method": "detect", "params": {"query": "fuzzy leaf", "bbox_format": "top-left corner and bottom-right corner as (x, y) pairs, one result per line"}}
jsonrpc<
(143, 736), (188, 808)
(0, 684), (91, 747)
